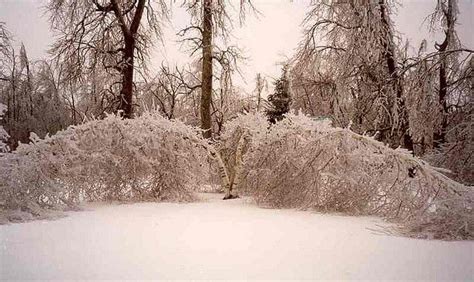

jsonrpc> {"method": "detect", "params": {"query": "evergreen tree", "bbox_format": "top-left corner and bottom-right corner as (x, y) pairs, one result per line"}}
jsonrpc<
(266, 65), (291, 123)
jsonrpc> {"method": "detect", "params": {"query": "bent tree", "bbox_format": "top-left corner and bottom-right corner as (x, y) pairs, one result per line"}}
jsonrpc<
(207, 128), (250, 199)
(47, 0), (167, 118)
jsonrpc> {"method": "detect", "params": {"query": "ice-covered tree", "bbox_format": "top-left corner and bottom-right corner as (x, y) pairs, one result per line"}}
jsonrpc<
(295, 0), (412, 149)
(47, 0), (168, 118)
(430, 0), (460, 146)
(0, 41), (71, 149)
(399, 0), (473, 182)
(139, 64), (191, 120)
(178, 0), (254, 138)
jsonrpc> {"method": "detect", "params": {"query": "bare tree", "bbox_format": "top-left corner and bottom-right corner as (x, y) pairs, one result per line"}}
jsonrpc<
(47, 0), (168, 118)
(179, 0), (254, 138)
(409, 0), (474, 183)
(0, 43), (71, 148)
(290, 55), (343, 121)
(378, 0), (413, 150)
(140, 64), (190, 119)
(295, 0), (413, 149)
(430, 0), (460, 146)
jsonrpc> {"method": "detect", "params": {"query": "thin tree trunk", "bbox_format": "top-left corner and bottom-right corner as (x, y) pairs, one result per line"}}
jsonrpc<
(435, 61), (448, 146)
(209, 146), (231, 196)
(70, 83), (76, 124)
(228, 130), (249, 198)
(201, 0), (213, 139)
(24, 56), (34, 117)
(11, 50), (16, 124)
(257, 90), (261, 112)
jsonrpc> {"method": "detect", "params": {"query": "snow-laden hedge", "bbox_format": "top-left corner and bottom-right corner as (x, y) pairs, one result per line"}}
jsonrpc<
(221, 113), (473, 240)
(0, 113), (209, 221)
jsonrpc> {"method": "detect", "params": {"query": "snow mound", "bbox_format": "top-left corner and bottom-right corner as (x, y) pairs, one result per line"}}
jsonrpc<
(221, 113), (473, 240)
(0, 112), (209, 221)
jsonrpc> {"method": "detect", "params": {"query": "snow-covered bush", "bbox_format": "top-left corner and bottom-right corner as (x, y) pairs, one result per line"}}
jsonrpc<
(221, 113), (473, 240)
(0, 112), (209, 221)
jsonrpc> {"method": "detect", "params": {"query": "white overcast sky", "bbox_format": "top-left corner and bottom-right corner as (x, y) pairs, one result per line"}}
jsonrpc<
(0, 0), (472, 93)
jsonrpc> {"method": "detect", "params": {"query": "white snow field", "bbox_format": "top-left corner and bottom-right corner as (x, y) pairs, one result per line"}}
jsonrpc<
(1, 193), (473, 281)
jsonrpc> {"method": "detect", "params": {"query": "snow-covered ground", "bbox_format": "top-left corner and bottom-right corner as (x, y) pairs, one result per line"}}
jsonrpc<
(1, 193), (472, 280)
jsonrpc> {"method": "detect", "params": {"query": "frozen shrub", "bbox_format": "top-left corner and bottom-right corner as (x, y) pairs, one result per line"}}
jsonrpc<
(221, 113), (473, 240)
(0, 112), (210, 221)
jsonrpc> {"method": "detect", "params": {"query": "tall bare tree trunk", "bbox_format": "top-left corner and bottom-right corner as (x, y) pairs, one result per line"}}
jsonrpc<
(434, 0), (455, 147)
(119, 37), (135, 119)
(20, 45), (34, 117)
(435, 57), (449, 146)
(70, 87), (76, 123)
(111, 0), (146, 119)
(201, 0), (213, 139)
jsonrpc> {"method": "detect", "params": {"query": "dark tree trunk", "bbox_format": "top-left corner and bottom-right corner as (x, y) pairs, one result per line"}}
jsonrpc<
(201, 0), (213, 139)
(23, 55), (34, 117)
(11, 50), (16, 123)
(434, 60), (449, 146)
(119, 38), (135, 119)
(379, 0), (414, 152)
(302, 86), (315, 116)
(434, 0), (454, 147)
(111, 0), (146, 119)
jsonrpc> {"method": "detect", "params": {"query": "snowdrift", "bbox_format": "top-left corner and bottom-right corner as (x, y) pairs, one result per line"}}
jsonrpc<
(220, 113), (473, 240)
(0, 113), (209, 222)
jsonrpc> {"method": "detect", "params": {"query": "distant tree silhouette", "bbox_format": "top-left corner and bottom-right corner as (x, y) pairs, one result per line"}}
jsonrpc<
(266, 65), (291, 124)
